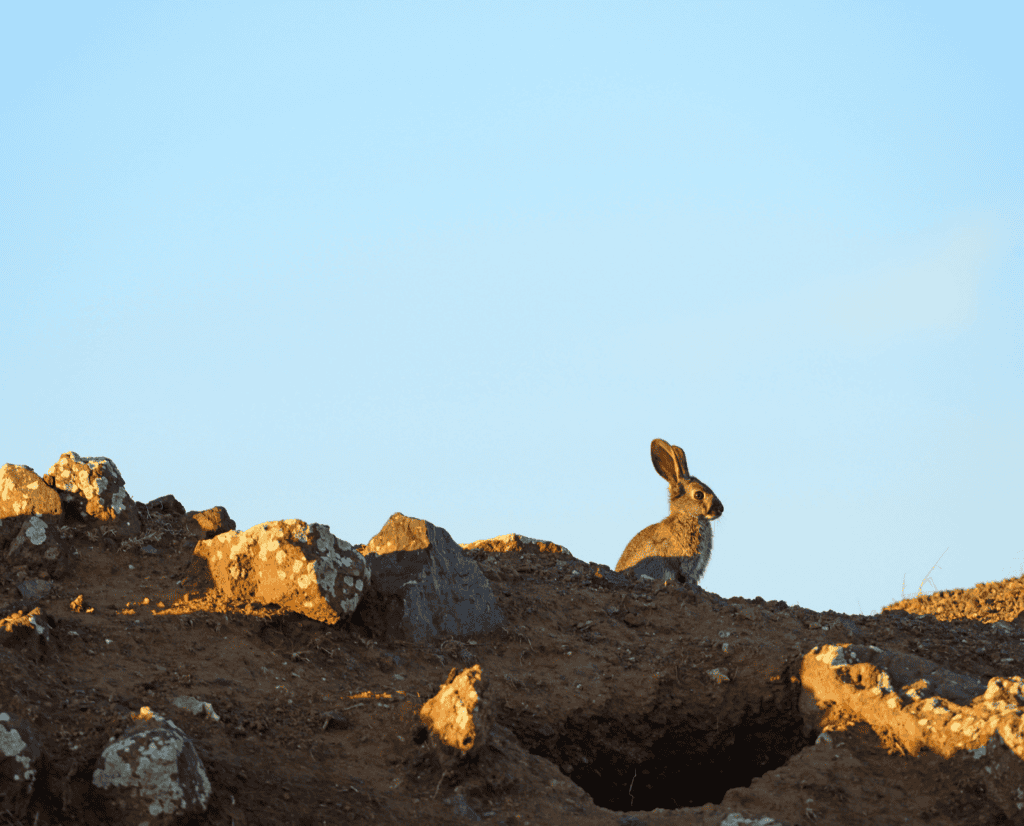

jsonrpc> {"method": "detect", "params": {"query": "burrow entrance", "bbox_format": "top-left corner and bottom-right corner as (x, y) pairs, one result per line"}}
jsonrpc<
(521, 686), (812, 811)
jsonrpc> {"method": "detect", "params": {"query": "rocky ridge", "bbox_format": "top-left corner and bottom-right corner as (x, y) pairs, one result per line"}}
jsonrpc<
(2, 454), (1023, 825)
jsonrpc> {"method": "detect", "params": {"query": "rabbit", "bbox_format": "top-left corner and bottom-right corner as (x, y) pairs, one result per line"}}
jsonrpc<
(615, 438), (723, 585)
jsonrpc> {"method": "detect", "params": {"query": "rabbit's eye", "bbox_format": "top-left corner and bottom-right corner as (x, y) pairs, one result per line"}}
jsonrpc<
(694, 491), (704, 500)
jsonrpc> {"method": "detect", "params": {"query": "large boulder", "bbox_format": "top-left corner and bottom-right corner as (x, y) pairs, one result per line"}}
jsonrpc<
(93, 707), (211, 826)
(0, 464), (63, 520)
(188, 520), (368, 623)
(0, 711), (42, 820)
(357, 513), (505, 644)
(43, 452), (140, 534)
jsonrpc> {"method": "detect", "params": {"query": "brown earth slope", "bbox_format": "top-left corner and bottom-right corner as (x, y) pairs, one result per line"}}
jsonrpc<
(2, 500), (1023, 825)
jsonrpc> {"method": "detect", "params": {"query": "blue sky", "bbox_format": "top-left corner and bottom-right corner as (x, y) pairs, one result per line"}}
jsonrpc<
(3, 3), (1021, 616)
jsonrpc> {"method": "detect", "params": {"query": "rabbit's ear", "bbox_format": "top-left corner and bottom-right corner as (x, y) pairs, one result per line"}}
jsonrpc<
(651, 439), (681, 483)
(671, 444), (690, 478)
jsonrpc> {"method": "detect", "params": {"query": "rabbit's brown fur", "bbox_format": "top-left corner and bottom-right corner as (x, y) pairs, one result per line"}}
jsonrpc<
(615, 438), (723, 583)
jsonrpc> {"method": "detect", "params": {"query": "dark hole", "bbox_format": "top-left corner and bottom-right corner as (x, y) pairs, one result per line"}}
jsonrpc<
(521, 686), (812, 811)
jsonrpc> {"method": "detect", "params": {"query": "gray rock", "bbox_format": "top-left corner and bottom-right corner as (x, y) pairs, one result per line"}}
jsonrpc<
(447, 791), (481, 820)
(188, 519), (369, 624)
(44, 452), (140, 535)
(0, 464), (63, 520)
(16, 579), (53, 602)
(93, 707), (211, 826)
(6, 514), (71, 577)
(358, 513), (505, 644)
(0, 711), (42, 820)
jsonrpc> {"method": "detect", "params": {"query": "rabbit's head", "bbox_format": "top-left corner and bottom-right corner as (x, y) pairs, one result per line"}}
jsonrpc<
(650, 438), (724, 522)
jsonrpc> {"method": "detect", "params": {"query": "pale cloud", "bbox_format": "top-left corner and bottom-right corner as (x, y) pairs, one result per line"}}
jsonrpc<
(818, 220), (1005, 344)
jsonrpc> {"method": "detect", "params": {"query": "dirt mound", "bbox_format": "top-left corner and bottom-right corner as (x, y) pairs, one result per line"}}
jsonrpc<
(2, 479), (1023, 824)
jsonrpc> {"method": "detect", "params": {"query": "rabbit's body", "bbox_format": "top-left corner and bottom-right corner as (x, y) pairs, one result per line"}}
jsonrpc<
(615, 439), (723, 584)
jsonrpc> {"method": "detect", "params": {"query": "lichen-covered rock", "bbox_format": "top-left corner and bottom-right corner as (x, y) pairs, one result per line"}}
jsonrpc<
(0, 607), (51, 658)
(0, 711), (42, 820)
(798, 646), (1024, 818)
(44, 452), (140, 534)
(188, 520), (368, 623)
(419, 665), (494, 770)
(357, 513), (505, 644)
(800, 643), (986, 752)
(0, 464), (63, 520)
(6, 514), (72, 578)
(93, 707), (211, 826)
(800, 643), (1024, 819)
(185, 506), (235, 540)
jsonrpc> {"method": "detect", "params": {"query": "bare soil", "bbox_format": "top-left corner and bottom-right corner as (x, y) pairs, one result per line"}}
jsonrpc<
(3, 510), (1023, 826)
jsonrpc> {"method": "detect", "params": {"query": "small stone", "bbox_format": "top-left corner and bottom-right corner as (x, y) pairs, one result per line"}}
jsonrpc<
(171, 696), (221, 721)
(16, 579), (53, 601)
(419, 665), (494, 770)
(0, 608), (51, 658)
(321, 711), (349, 730)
